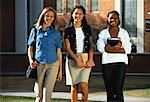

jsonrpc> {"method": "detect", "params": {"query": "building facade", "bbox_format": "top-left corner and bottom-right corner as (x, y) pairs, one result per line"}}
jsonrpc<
(0, 0), (150, 75)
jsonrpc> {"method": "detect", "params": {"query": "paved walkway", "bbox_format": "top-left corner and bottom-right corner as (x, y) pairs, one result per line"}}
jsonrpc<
(1, 76), (150, 102)
(0, 90), (150, 102)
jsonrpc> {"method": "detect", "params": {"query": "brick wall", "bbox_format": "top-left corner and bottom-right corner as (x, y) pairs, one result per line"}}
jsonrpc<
(144, 0), (150, 52)
(99, 0), (115, 18)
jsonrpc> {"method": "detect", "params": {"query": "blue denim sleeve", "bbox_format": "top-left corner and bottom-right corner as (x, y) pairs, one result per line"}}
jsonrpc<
(27, 28), (36, 46)
(56, 31), (62, 48)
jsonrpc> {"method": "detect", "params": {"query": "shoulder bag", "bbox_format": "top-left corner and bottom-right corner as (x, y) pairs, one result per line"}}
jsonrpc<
(26, 27), (37, 79)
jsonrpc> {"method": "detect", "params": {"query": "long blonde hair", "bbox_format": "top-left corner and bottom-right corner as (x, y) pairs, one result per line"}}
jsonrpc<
(35, 7), (58, 29)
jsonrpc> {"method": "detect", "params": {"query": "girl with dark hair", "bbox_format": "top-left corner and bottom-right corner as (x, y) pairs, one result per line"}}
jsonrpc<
(97, 10), (131, 102)
(27, 7), (62, 102)
(64, 5), (94, 102)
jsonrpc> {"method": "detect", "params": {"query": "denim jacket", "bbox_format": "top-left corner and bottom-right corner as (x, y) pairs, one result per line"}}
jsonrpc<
(64, 25), (92, 54)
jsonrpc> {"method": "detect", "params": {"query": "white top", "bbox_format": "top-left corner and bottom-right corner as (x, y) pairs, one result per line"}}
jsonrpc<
(96, 28), (131, 64)
(75, 27), (84, 53)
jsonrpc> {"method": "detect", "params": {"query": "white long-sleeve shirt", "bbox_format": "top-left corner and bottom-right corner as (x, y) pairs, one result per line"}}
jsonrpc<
(96, 28), (131, 64)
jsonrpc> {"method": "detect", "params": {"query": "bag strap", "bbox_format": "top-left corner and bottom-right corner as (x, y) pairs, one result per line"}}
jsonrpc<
(32, 27), (37, 61)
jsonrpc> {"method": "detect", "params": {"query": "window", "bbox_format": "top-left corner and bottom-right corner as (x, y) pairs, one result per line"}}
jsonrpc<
(57, 0), (63, 13)
(91, 0), (98, 12)
(79, 0), (86, 9)
(122, 0), (137, 37)
(145, 19), (150, 32)
(57, 0), (99, 13)
(122, 0), (144, 53)
(67, 0), (74, 13)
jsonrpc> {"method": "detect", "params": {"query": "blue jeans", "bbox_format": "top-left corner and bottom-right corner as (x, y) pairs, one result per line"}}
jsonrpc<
(102, 62), (127, 102)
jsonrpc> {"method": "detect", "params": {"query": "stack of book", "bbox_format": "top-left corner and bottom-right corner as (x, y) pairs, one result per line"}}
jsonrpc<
(107, 37), (120, 46)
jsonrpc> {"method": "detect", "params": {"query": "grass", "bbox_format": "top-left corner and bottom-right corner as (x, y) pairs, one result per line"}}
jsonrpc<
(123, 76), (150, 97)
(124, 88), (150, 97)
(0, 96), (96, 102)
(87, 75), (150, 97)
(0, 96), (72, 102)
(0, 96), (35, 102)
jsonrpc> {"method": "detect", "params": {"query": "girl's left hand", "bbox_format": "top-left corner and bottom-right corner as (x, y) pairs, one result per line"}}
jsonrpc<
(56, 71), (62, 82)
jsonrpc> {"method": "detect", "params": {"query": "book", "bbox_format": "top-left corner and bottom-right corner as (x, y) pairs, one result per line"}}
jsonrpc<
(107, 37), (120, 46)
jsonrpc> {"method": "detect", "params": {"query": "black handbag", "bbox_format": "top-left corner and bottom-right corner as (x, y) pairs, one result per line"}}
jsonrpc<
(26, 66), (37, 78)
(26, 27), (37, 79)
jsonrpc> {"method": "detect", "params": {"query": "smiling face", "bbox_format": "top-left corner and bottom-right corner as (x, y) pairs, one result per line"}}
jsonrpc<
(107, 13), (120, 27)
(72, 8), (84, 23)
(44, 10), (55, 26)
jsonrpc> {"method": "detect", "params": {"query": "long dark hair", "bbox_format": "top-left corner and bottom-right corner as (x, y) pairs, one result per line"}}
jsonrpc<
(68, 5), (88, 27)
(35, 7), (58, 29)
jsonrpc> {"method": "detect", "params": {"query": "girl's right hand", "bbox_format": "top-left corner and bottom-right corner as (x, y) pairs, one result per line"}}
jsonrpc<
(115, 41), (122, 49)
(76, 59), (85, 68)
(30, 60), (38, 69)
